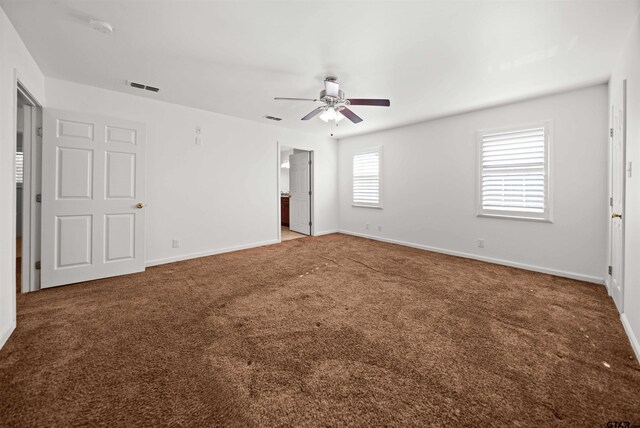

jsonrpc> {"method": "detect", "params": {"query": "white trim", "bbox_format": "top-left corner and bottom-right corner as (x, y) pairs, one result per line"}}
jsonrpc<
(15, 77), (44, 297)
(621, 314), (640, 363)
(314, 229), (338, 236)
(309, 150), (315, 236)
(476, 121), (553, 222)
(277, 141), (282, 243)
(352, 147), (383, 209)
(0, 321), (16, 350)
(337, 229), (605, 284)
(352, 205), (383, 209)
(145, 239), (279, 267)
(277, 142), (315, 237)
(477, 213), (552, 223)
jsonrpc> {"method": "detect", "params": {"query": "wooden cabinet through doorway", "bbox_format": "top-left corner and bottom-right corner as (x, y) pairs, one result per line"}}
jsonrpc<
(281, 197), (290, 227)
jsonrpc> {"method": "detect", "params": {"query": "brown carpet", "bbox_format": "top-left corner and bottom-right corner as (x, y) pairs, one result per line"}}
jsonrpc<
(1, 234), (639, 427)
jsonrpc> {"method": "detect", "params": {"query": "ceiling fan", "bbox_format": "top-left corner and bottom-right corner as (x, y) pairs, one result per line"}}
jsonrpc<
(274, 76), (390, 124)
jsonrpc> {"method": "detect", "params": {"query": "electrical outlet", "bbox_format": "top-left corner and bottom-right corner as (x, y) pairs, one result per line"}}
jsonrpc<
(477, 239), (485, 248)
(366, 223), (369, 230)
(172, 239), (180, 248)
(378, 225), (382, 231)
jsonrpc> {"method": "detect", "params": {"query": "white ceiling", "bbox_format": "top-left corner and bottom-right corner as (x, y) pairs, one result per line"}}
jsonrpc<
(2, 0), (639, 139)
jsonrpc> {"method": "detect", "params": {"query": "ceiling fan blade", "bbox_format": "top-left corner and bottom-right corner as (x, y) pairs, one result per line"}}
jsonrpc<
(348, 98), (390, 107)
(301, 106), (325, 120)
(339, 107), (363, 124)
(274, 97), (319, 102)
(325, 80), (340, 98)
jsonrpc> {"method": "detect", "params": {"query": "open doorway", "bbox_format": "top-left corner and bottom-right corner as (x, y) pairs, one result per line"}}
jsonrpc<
(15, 83), (43, 294)
(279, 145), (313, 241)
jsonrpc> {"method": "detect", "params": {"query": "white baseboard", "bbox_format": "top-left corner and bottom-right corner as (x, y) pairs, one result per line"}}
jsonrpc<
(315, 229), (338, 236)
(338, 230), (605, 285)
(0, 321), (16, 351)
(621, 314), (640, 363)
(146, 230), (339, 268)
(145, 239), (280, 267)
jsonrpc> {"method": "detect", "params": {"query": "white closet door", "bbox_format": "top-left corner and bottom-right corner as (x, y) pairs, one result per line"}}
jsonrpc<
(289, 152), (310, 235)
(610, 83), (626, 313)
(41, 109), (146, 288)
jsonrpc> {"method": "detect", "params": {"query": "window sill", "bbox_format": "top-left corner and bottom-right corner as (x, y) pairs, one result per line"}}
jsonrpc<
(477, 213), (552, 223)
(352, 204), (383, 209)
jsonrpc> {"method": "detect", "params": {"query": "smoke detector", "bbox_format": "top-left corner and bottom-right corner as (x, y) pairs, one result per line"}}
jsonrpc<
(89, 19), (114, 34)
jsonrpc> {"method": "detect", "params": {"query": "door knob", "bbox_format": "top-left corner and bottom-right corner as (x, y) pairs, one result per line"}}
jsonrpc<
(136, 202), (144, 209)
(612, 213), (622, 219)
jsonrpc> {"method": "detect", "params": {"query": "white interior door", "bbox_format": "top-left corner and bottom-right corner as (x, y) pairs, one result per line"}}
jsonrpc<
(289, 152), (311, 235)
(610, 81), (626, 312)
(41, 109), (145, 288)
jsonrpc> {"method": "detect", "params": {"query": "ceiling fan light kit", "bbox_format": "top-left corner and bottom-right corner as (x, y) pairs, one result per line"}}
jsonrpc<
(275, 76), (390, 124)
(320, 107), (344, 122)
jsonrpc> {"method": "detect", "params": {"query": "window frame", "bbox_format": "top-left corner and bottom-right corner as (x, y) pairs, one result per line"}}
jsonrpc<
(476, 121), (553, 222)
(352, 147), (383, 209)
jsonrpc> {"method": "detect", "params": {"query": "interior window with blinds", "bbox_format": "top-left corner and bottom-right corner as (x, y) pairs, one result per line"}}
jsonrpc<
(478, 124), (550, 220)
(15, 152), (24, 184)
(353, 149), (382, 208)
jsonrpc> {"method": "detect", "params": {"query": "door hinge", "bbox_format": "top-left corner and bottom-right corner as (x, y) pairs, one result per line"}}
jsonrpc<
(608, 265), (612, 275)
(36, 194), (42, 203)
(37, 127), (43, 137)
(308, 160), (312, 165)
(308, 190), (312, 196)
(610, 128), (614, 138)
(35, 261), (41, 270)
(609, 197), (613, 207)
(308, 221), (312, 226)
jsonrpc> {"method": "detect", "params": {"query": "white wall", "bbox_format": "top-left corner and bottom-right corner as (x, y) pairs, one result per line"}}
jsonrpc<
(0, 6), (45, 348)
(45, 79), (338, 267)
(611, 14), (640, 360)
(46, 79), (337, 264)
(338, 85), (608, 284)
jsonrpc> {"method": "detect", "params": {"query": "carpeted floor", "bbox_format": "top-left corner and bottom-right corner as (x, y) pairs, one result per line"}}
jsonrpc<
(1, 233), (639, 427)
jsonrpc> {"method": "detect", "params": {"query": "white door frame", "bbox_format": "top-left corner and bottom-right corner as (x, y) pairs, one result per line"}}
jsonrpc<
(276, 141), (314, 242)
(15, 78), (43, 293)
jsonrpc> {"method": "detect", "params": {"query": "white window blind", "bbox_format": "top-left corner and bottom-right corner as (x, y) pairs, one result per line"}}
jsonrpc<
(15, 152), (24, 184)
(479, 125), (549, 220)
(353, 149), (382, 207)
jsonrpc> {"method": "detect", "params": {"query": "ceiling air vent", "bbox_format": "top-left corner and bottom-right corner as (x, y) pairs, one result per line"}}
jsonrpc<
(263, 115), (282, 121)
(127, 80), (160, 93)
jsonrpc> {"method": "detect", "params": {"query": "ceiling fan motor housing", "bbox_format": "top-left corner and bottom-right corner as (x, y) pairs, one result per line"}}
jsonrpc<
(320, 89), (347, 105)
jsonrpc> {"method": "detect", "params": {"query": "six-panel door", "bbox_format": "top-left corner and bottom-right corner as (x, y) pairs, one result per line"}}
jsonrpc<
(41, 109), (145, 288)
